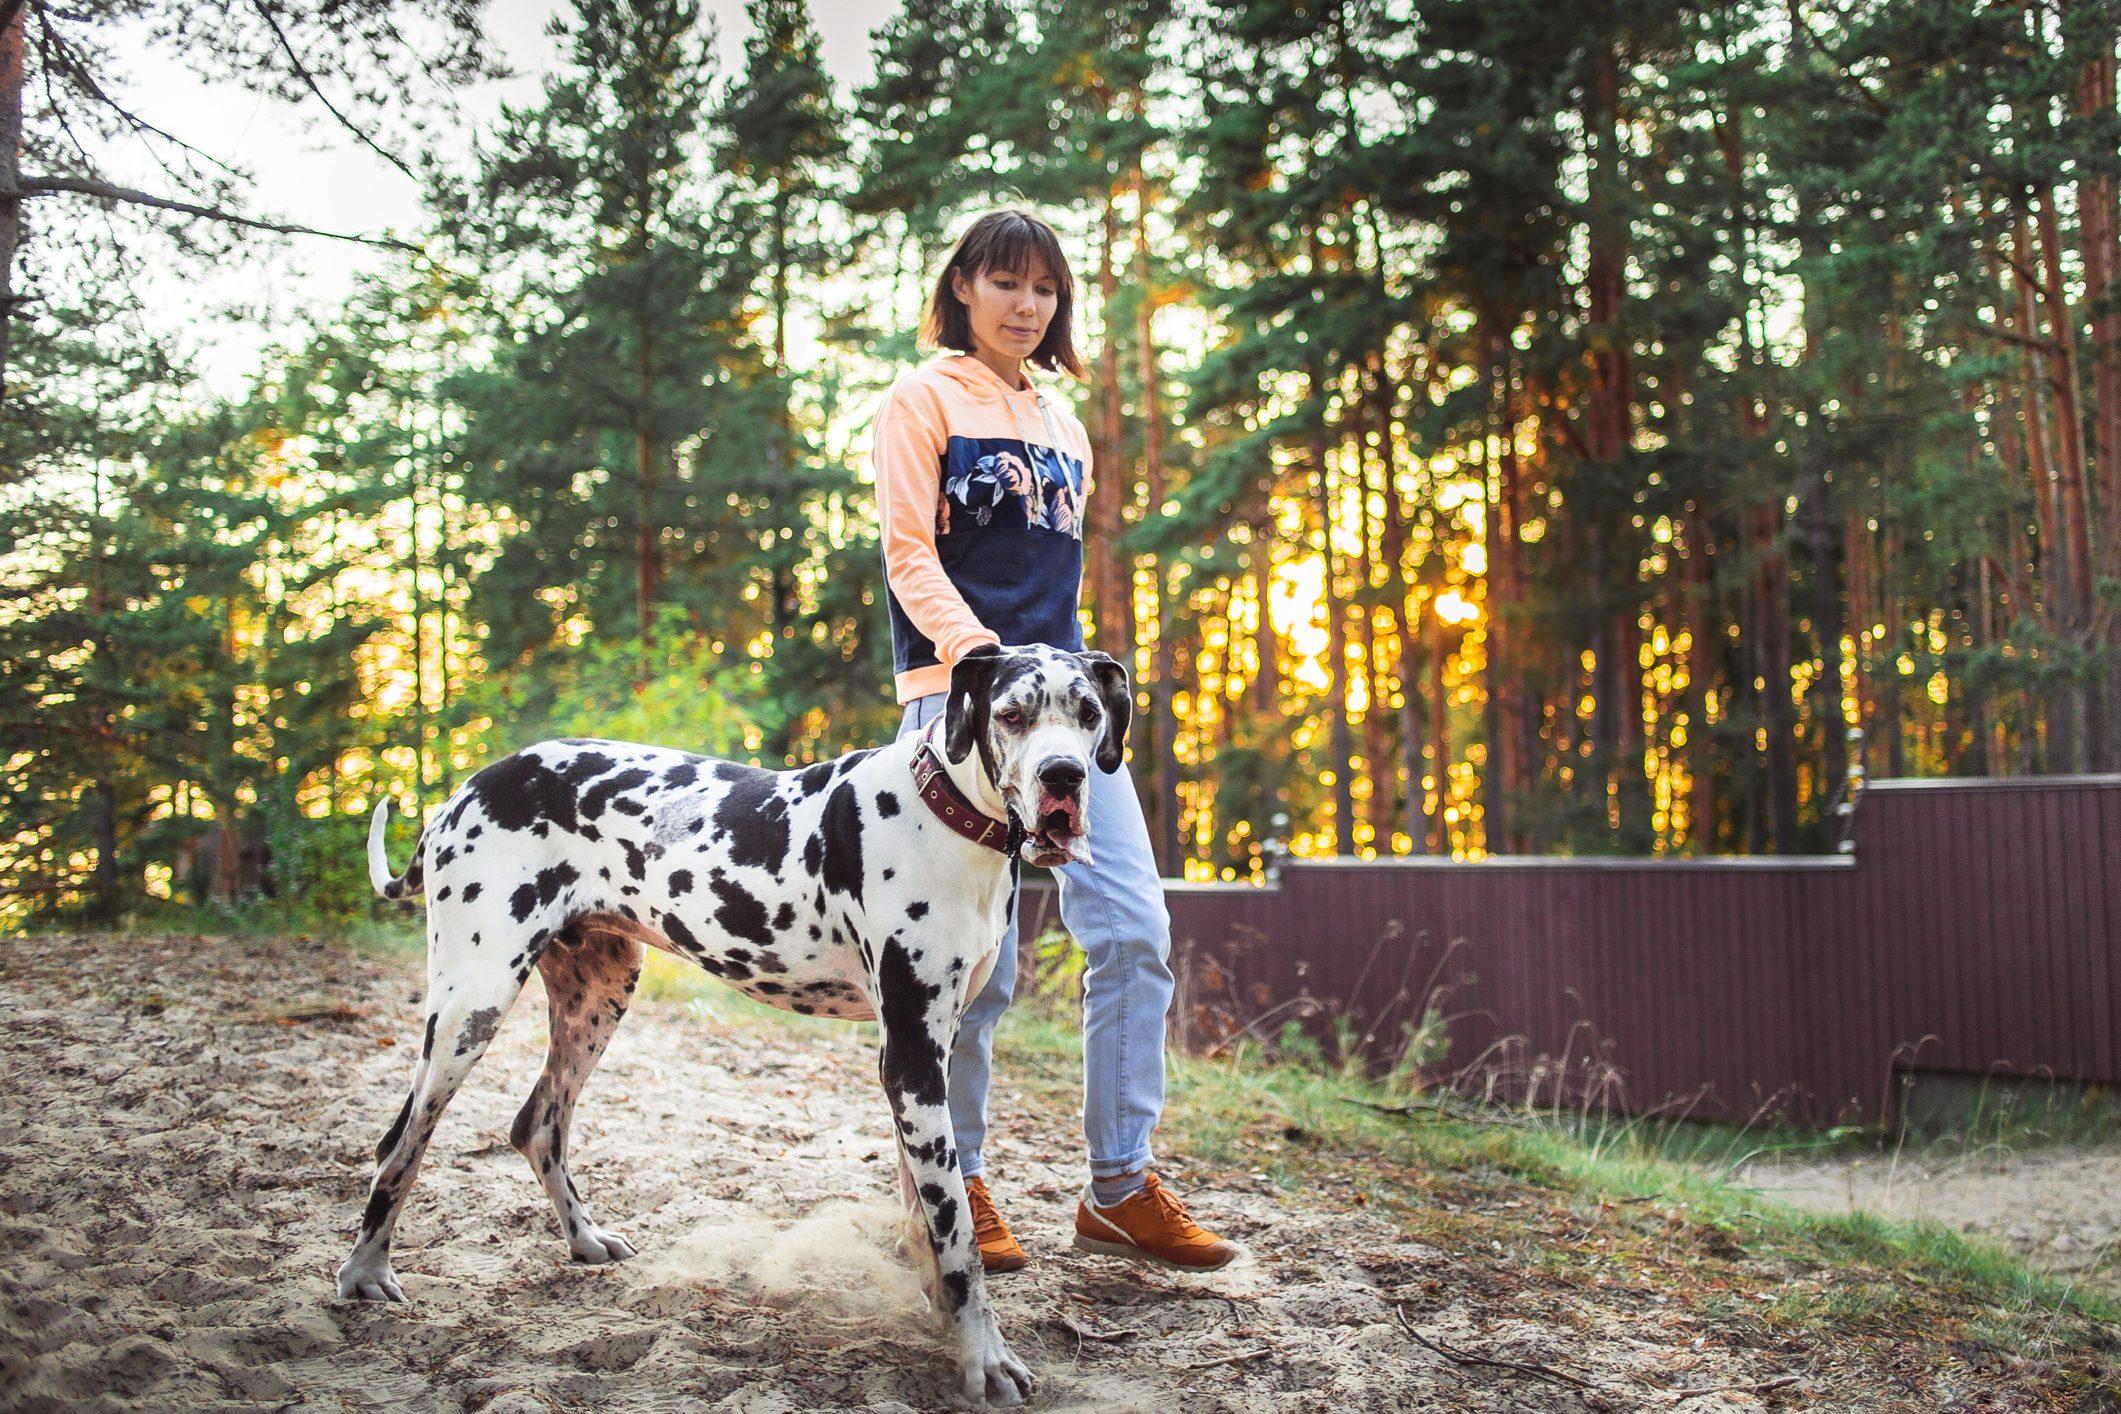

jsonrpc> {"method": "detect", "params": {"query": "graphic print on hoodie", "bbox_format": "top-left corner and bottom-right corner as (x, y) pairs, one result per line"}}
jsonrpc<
(872, 355), (1094, 704)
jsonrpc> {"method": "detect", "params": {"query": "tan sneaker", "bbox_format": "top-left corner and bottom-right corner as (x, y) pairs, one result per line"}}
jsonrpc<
(1073, 1172), (1238, 1270)
(964, 1174), (1027, 1273)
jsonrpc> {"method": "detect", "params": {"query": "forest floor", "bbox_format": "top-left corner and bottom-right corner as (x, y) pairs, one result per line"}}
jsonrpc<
(2, 930), (2116, 1413)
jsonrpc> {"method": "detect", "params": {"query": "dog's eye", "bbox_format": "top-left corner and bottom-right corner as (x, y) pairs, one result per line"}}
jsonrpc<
(996, 707), (1025, 727)
(1078, 703), (1100, 727)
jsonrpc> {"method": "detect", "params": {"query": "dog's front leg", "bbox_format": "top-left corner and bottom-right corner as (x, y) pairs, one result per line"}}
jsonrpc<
(894, 1145), (940, 1300)
(875, 951), (1032, 1408)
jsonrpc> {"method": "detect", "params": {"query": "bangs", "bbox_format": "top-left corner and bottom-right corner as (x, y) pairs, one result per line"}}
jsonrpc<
(958, 214), (1073, 295)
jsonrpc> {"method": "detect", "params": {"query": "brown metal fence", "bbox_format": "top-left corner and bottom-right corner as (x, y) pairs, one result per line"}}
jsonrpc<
(1020, 776), (2121, 1127)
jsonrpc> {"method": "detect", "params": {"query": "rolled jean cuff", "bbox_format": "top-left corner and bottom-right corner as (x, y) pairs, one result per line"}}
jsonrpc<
(959, 1153), (985, 1180)
(1088, 1146), (1154, 1180)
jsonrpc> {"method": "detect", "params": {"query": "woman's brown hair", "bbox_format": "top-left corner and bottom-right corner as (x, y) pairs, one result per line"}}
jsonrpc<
(918, 209), (1086, 378)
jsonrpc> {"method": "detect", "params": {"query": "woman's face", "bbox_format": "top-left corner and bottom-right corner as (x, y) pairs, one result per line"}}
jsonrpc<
(951, 261), (1058, 367)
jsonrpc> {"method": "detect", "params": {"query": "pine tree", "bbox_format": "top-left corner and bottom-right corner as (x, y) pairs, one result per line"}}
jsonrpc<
(441, 0), (763, 666)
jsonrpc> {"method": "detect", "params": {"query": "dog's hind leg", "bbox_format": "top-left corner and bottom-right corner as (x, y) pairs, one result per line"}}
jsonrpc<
(511, 916), (645, 1264)
(337, 921), (547, 1302)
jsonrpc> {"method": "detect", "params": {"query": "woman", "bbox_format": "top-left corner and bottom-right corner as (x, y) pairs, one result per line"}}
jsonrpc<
(871, 208), (1234, 1273)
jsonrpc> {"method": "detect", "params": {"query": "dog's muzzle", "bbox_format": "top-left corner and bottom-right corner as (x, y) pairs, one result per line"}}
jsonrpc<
(1017, 758), (1091, 868)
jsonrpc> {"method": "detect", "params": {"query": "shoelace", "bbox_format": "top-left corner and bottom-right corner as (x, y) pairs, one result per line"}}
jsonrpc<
(968, 1184), (1011, 1244)
(1139, 1175), (1207, 1239)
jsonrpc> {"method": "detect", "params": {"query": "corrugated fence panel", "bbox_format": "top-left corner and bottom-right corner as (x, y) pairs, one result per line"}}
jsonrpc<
(2054, 784), (2101, 1078)
(1019, 776), (2120, 1127)
(2095, 787), (2120, 1080)
(2104, 792), (2121, 1076)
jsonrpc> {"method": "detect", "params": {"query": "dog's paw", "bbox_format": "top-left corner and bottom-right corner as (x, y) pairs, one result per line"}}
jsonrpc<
(961, 1346), (1033, 1407)
(569, 1225), (637, 1264)
(959, 1314), (1033, 1407)
(335, 1258), (406, 1303)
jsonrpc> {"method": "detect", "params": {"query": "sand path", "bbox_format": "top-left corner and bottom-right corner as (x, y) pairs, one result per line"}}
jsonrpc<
(0, 932), (2082, 1412)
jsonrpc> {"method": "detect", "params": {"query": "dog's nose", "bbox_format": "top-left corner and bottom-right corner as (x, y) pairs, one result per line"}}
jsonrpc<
(1037, 759), (1086, 794)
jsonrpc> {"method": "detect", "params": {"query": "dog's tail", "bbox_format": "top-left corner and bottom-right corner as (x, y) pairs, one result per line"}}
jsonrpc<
(367, 800), (426, 900)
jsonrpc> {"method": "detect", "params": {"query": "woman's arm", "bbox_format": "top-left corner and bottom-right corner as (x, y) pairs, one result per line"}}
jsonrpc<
(874, 381), (1002, 664)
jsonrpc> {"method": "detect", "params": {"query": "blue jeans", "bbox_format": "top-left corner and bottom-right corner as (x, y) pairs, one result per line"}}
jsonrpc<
(898, 693), (1174, 1183)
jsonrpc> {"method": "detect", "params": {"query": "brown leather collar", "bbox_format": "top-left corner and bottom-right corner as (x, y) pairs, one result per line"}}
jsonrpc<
(910, 732), (1021, 856)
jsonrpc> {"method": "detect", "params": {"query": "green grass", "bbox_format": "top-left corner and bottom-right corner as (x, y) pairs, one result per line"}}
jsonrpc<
(974, 995), (2120, 1393)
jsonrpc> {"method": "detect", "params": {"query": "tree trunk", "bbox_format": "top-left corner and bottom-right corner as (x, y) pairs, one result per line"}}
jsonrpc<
(1499, 346), (1534, 852)
(1089, 190), (1131, 663)
(86, 778), (119, 917)
(2079, 47), (2121, 768)
(636, 355), (658, 646)
(1399, 626), (1426, 854)
(770, 185), (794, 665)
(1751, 499), (1798, 850)
(1238, 519), (1272, 720)
(86, 462), (117, 915)
(0, 1), (23, 402)
(1132, 168), (1180, 873)
(439, 531), (458, 795)
(1984, 231), (2038, 626)
(1583, 38), (1643, 848)
(2034, 193), (2096, 761)
(1686, 506), (1717, 850)
(1429, 613), (1450, 853)
(2011, 214), (2074, 768)
(1480, 326), (1529, 853)
(1970, 554), (1996, 775)
(1356, 418), (1390, 852)
(1375, 354), (1420, 853)
(1614, 608), (1651, 848)
(407, 410), (429, 804)
(1844, 508), (1873, 770)
(772, 186), (790, 376)
(1880, 524), (1906, 777)
(1798, 365), (1846, 817)
(1313, 391), (1354, 855)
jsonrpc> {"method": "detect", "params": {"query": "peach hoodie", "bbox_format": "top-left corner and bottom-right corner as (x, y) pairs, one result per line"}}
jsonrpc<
(872, 354), (1095, 704)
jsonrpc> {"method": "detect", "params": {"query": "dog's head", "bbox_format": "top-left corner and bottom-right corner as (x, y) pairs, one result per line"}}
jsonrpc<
(944, 644), (1131, 868)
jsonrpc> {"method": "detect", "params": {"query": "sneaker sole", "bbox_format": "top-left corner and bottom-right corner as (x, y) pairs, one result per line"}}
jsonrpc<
(1072, 1233), (1238, 1271)
(981, 1251), (1028, 1273)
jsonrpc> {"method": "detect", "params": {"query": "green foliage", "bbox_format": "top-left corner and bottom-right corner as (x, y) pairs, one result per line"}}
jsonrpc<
(12, 0), (2121, 927)
(261, 813), (387, 920)
(456, 605), (765, 760)
(1024, 922), (1086, 1010)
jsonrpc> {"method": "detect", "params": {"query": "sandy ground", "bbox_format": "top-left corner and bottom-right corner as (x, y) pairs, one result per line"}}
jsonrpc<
(1732, 1147), (2121, 1295)
(0, 932), (2099, 1413)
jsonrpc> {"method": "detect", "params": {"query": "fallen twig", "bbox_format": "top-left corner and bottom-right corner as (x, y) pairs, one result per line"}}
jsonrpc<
(228, 1001), (371, 1025)
(1670, 1375), (1799, 1403)
(1394, 1304), (1595, 1391)
(1047, 1314), (1133, 1345)
(1181, 1346), (1275, 1371)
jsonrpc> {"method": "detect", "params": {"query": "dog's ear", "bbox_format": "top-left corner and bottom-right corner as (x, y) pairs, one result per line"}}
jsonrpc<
(944, 644), (1005, 766)
(1078, 651), (1132, 774)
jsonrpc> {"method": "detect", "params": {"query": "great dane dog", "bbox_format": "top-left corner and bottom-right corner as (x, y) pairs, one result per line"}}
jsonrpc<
(336, 643), (1128, 1407)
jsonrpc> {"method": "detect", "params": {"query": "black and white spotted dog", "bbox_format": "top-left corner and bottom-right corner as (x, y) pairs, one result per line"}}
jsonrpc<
(336, 644), (1127, 1407)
